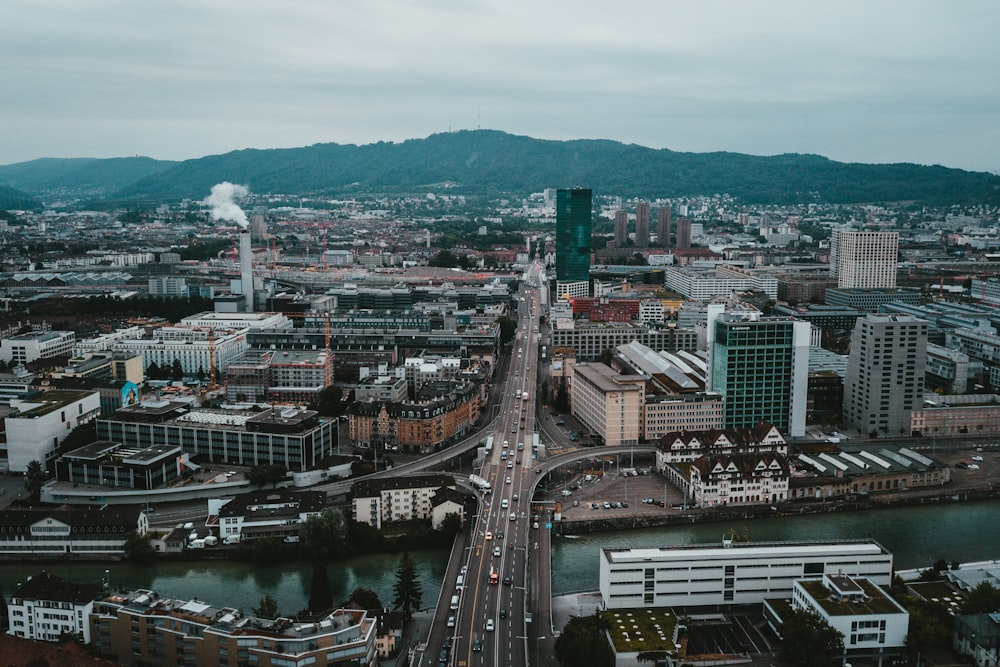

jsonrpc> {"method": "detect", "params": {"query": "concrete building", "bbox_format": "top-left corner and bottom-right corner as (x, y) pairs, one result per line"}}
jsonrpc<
(825, 287), (920, 312)
(613, 210), (628, 247)
(599, 539), (893, 610)
(355, 375), (408, 403)
(7, 571), (101, 643)
(830, 230), (899, 288)
(675, 218), (692, 249)
(782, 574), (908, 665)
(707, 308), (810, 437)
(97, 403), (336, 472)
(570, 363), (644, 447)
(0, 330), (75, 365)
(549, 322), (697, 362)
(657, 206), (671, 248)
(55, 441), (185, 490)
(843, 314), (928, 437)
(351, 475), (457, 530)
(925, 343), (972, 394)
(91, 592), (376, 667)
(910, 393), (1000, 437)
(148, 276), (189, 298)
(6, 390), (102, 472)
(112, 327), (248, 376)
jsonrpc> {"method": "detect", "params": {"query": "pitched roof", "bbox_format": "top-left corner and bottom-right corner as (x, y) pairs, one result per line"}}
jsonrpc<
(12, 571), (102, 605)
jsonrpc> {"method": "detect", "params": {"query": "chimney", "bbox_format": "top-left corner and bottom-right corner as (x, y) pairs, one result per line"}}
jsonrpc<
(240, 230), (254, 312)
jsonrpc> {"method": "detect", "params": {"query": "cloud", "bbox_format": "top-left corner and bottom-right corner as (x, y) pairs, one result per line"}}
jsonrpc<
(203, 182), (249, 228)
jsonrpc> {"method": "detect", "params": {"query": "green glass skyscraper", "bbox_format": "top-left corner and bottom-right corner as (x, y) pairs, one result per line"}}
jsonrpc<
(555, 188), (592, 284)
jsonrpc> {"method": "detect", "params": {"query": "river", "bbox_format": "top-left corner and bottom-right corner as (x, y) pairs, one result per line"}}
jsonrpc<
(2, 499), (998, 611)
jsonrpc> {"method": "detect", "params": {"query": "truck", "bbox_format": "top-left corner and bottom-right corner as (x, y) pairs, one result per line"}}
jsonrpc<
(203, 535), (218, 547)
(223, 534), (241, 545)
(188, 538), (205, 550)
(489, 568), (499, 585)
(469, 474), (492, 494)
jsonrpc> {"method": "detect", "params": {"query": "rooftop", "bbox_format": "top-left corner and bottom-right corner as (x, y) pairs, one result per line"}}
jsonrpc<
(799, 578), (905, 616)
(603, 539), (888, 564)
(601, 608), (677, 655)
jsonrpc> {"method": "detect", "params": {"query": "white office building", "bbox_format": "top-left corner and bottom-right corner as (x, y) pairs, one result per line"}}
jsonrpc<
(0, 330), (75, 365)
(830, 230), (898, 288)
(6, 390), (101, 472)
(599, 539), (893, 610)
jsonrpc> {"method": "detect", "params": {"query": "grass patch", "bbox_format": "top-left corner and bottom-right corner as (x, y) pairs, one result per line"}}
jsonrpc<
(601, 608), (677, 653)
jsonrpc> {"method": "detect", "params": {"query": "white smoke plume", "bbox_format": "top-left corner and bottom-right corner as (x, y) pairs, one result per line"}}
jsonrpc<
(203, 182), (249, 228)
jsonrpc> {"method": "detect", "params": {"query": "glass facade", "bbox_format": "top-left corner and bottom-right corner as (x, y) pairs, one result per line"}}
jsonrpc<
(555, 188), (592, 283)
(712, 320), (797, 432)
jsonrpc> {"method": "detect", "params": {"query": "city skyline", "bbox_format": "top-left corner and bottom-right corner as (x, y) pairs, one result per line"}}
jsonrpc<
(1, 1), (998, 173)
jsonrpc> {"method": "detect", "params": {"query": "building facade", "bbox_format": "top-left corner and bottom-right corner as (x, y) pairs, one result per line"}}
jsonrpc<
(555, 188), (592, 284)
(0, 506), (148, 556)
(0, 330), (75, 365)
(351, 475), (457, 530)
(7, 571), (101, 643)
(830, 230), (899, 288)
(6, 390), (102, 472)
(634, 202), (650, 247)
(843, 314), (928, 436)
(570, 363), (644, 447)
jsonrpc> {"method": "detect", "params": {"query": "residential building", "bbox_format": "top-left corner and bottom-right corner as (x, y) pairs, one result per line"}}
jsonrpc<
(6, 390), (102, 472)
(655, 422), (787, 468)
(910, 393), (1000, 437)
(215, 490), (326, 543)
(707, 308), (810, 437)
(91, 591), (376, 667)
(830, 230), (899, 288)
(429, 486), (467, 530)
(570, 363), (644, 447)
(7, 571), (101, 643)
(657, 206), (671, 248)
(954, 613), (1000, 667)
(687, 452), (790, 508)
(0, 506), (148, 556)
(675, 218), (692, 249)
(351, 475), (456, 530)
(613, 210), (628, 247)
(843, 314), (927, 437)
(355, 375), (408, 403)
(634, 202), (650, 247)
(599, 539), (894, 610)
(0, 330), (75, 365)
(112, 326), (248, 376)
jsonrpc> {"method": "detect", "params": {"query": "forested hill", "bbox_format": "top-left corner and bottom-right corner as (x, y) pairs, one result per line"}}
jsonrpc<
(3, 131), (998, 205)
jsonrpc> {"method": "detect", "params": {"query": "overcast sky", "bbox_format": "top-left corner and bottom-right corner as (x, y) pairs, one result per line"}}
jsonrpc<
(2, 0), (997, 172)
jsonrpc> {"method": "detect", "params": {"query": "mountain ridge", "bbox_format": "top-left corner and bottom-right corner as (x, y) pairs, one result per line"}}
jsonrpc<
(1, 130), (997, 206)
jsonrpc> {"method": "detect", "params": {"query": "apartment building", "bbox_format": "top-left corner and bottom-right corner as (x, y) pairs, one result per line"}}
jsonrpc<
(7, 571), (101, 643)
(351, 475), (456, 530)
(570, 363), (644, 447)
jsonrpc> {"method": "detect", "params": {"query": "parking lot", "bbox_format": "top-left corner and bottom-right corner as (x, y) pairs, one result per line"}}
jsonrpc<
(545, 460), (690, 520)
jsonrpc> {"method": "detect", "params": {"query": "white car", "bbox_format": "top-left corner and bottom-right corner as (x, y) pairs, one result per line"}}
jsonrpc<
(448, 616), (456, 627)
(501, 499), (509, 509)
(972, 455), (984, 461)
(968, 464), (981, 470)
(485, 619), (495, 632)
(506, 477), (512, 484)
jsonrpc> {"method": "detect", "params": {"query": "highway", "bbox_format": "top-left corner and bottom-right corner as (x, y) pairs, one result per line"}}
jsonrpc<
(446, 261), (544, 667)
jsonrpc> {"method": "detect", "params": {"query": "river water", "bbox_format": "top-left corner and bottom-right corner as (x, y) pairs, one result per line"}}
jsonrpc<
(2, 500), (997, 612)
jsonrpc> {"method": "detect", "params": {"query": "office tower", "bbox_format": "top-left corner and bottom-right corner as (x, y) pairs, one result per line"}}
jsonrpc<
(657, 207), (672, 248)
(613, 210), (629, 247)
(830, 230), (898, 288)
(556, 188), (592, 298)
(676, 218), (692, 249)
(707, 307), (810, 436)
(635, 202), (650, 248)
(843, 313), (927, 437)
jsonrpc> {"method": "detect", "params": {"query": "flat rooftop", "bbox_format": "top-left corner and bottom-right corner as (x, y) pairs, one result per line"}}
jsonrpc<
(603, 539), (888, 564)
(799, 579), (905, 616)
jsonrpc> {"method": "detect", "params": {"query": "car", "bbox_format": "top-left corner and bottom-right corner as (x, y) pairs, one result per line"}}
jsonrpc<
(603, 501), (611, 509)
(460, 565), (467, 575)
(485, 531), (493, 540)
(517, 442), (524, 451)
(969, 464), (981, 470)
(440, 649), (449, 665)
(472, 638), (482, 652)
(972, 455), (984, 461)
(503, 575), (512, 586)
(499, 608), (507, 619)
(511, 428), (517, 433)
(556, 420), (566, 425)
(506, 477), (512, 484)
(509, 512), (516, 521)
(507, 461), (514, 469)
(443, 636), (452, 649)
(657, 500), (666, 507)
(493, 546), (501, 557)
(515, 458), (522, 465)
(532, 521), (539, 529)
(512, 494), (519, 501)
(622, 501), (629, 508)
(496, 531), (505, 539)
(591, 503), (599, 510)
(447, 615), (456, 628)
(956, 462), (969, 469)
(485, 618), (495, 632)
(501, 499), (509, 508)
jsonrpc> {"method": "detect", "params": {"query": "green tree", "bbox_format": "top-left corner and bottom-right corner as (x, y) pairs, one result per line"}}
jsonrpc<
(497, 315), (517, 346)
(554, 380), (569, 412)
(124, 532), (156, 563)
(392, 552), (423, 620)
(299, 508), (348, 561)
(248, 464), (288, 489)
(554, 613), (614, 667)
(779, 609), (844, 667)
(308, 562), (333, 613)
(170, 359), (184, 381)
(24, 460), (47, 501)
(905, 598), (952, 658)
(253, 594), (279, 619)
(345, 587), (382, 610)
(960, 582), (1000, 614)
(437, 512), (463, 537)
(428, 249), (459, 268)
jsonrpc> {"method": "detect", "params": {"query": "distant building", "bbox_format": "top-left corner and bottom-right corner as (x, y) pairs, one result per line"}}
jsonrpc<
(556, 188), (592, 299)
(0, 330), (75, 365)
(657, 206), (671, 248)
(351, 475), (457, 530)
(830, 230), (898, 288)
(148, 276), (189, 298)
(825, 287), (920, 312)
(675, 218), (692, 249)
(216, 490), (326, 543)
(0, 506), (148, 557)
(634, 202), (650, 247)
(613, 210), (628, 247)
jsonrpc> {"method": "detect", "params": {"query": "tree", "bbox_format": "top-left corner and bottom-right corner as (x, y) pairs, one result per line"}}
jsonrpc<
(124, 532), (156, 563)
(554, 380), (570, 412)
(428, 249), (459, 268)
(299, 508), (348, 561)
(779, 609), (844, 667)
(497, 316), (517, 346)
(248, 464), (288, 489)
(171, 359), (184, 381)
(24, 460), (46, 501)
(345, 587), (382, 610)
(308, 562), (333, 613)
(392, 552), (423, 620)
(0, 586), (7, 630)
(960, 582), (1000, 614)
(253, 594), (279, 619)
(554, 613), (614, 667)
(437, 512), (463, 537)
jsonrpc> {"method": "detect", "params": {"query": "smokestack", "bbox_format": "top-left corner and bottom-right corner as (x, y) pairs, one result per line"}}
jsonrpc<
(240, 230), (254, 312)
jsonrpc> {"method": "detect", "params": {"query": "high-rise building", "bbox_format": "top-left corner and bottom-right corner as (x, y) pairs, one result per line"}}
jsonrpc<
(556, 188), (592, 297)
(843, 313), (927, 437)
(830, 230), (898, 288)
(613, 210), (629, 247)
(676, 218), (692, 249)
(635, 202), (650, 248)
(707, 307), (810, 436)
(657, 206), (672, 248)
